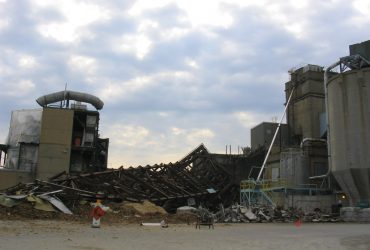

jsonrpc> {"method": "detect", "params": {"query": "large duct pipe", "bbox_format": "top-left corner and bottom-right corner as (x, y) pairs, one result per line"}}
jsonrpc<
(36, 90), (104, 110)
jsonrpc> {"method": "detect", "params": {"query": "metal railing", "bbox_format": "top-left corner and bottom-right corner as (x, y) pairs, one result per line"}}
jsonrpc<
(240, 178), (290, 191)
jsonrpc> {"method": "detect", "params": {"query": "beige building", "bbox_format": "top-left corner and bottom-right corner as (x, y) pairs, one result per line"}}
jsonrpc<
(0, 91), (109, 190)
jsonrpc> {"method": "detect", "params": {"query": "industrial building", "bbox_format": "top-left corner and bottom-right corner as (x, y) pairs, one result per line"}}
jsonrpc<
(0, 41), (369, 220)
(241, 64), (334, 212)
(241, 40), (370, 214)
(0, 90), (109, 190)
(327, 40), (370, 208)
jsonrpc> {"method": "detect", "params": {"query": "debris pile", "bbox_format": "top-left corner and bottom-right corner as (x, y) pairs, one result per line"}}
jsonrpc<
(122, 201), (167, 216)
(1, 144), (238, 215)
(0, 144), (242, 223)
(213, 204), (340, 223)
(0, 194), (196, 224)
(0, 144), (340, 224)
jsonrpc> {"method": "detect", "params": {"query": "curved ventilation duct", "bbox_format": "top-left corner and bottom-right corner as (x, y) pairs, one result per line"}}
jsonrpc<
(36, 90), (104, 110)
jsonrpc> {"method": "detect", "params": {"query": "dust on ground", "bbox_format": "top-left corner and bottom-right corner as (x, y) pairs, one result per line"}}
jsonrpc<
(1, 200), (370, 250)
(0, 220), (370, 250)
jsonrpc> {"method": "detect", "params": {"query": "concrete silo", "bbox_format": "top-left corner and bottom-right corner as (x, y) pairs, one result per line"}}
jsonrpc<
(326, 40), (370, 206)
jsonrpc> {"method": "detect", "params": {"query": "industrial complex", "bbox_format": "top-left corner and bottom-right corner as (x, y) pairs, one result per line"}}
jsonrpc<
(0, 40), (369, 223)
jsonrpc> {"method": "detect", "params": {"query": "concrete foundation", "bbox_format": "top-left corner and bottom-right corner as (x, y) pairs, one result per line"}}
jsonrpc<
(341, 207), (370, 222)
(272, 192), (336, 213)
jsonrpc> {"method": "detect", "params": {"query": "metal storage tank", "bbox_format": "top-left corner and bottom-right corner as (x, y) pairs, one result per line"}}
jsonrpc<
(280, 148), (309, 186)
(327, 68), (370, 206)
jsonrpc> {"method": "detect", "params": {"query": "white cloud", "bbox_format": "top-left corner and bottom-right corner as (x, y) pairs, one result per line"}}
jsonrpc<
(0, 18), (9, 31)
(34, 0), (110, 43)
(186, 128), (214, 144)
(233, 111), (278, 129)
(19, 79), (35, 91)
(160, 27), (190, 40)
(100, 71), (194, 102)
(263, 3), (306, 39)
(106, 124), (150, 147)
(128, 0), (172, 16)
(1, 80), (35, 97)
(128, 0), (314, 38)
(159, 112), (170, 117)
(186, 58), (199, 69)
(116, 34), (153, 59)
(138, 19), (159, 32)
(351, 0), (370, 27)
(353, 0), (370, 15)
(18, 55), (38, 69)
(177, 1), (234, 28)
(68, 55), (97, 75)
(171, 127), (184, 135)
(100, 76), (152, 101)
(129, 0), (234, 28)
(0, 61), (12, 75)
(289, 0), (308, 9)
(38, 23), (80, 43)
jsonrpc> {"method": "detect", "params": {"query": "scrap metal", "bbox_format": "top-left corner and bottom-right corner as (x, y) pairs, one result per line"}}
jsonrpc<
(1, 144), (239, 212)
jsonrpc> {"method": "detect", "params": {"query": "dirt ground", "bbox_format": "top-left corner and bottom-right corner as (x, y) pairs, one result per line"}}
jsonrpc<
(0, 220), (369, 250)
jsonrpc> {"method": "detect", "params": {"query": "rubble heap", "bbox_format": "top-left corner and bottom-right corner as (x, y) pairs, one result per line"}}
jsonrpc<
(1, 144), (239, 214)
(213, 204), (340, 223)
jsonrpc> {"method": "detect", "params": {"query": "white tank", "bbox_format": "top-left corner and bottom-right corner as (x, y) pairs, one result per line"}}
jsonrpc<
(327, 68), (370, 206)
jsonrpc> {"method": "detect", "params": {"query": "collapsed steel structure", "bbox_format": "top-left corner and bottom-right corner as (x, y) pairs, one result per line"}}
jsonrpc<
(4, 144), (240, 212)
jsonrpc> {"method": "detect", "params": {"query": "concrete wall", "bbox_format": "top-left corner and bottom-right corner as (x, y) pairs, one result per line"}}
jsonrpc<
(251, 122), (289, 150)
(341, 207), (370, 222)
(273, 192), (335, 213)
(289, 97), (325, 139)
(37, 108), (74, 180)
(264, 146), (282, 180)
(285, 194), (335, 213)
(285, 66), (325, 144)
(0, 170), (34, 190)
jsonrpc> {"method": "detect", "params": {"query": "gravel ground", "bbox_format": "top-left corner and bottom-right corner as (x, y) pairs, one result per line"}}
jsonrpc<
(0, 220), (369, 250)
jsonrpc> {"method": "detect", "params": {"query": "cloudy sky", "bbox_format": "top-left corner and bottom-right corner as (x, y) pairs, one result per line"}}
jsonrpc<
(0, 0), (369, 167)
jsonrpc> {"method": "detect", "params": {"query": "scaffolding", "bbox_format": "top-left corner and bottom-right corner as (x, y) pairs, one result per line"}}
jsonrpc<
(240, 178), (333, 208)
(240, 179), (288, 207)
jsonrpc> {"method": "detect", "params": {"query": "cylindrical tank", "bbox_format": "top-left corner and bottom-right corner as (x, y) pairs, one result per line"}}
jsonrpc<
(327, 68), (370, 206)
